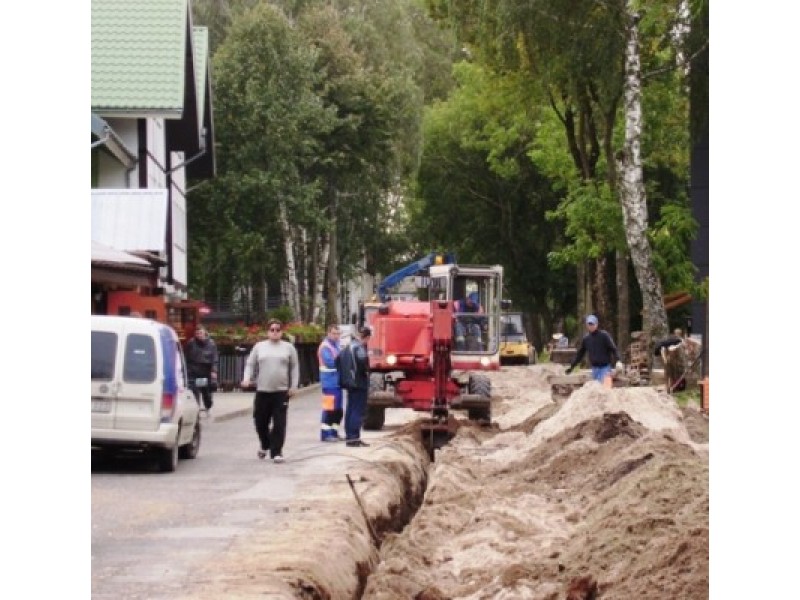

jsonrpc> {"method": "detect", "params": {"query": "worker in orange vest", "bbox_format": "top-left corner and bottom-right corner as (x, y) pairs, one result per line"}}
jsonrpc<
(317, 325), (344, 441)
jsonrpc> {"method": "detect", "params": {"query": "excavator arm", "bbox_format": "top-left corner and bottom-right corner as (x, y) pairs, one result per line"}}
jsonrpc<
(377, 252), (456, 302)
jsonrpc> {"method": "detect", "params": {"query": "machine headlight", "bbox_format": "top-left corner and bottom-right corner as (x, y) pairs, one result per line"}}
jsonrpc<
(480, 357), (491, 367)
(387, 354), (397, 366)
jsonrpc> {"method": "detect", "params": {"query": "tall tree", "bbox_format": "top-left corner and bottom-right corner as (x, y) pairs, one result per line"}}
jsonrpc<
(411, 63), (569, 348)
(202, 2), (335, 319)
(424, 0), (698, 344)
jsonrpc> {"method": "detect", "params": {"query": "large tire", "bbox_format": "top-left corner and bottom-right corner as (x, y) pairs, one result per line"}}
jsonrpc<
(363, 405), (386, 431)
(179, 420), (201, 459)
(364, 374), (387, 430)
(467, 374), (492, 422)
(157, 429), (180, 472)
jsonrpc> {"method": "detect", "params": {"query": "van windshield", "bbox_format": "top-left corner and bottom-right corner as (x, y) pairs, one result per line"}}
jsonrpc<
(92, 331), (117, 380)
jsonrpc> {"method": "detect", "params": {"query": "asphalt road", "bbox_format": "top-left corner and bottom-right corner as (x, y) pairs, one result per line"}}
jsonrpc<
(91, 385), (380, 600)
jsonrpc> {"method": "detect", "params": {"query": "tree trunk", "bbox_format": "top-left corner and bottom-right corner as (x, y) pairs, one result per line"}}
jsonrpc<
(306, 228), (318, 323)
(615, 250), (630, 353)
(600, 96), (630, 356)
(313, 234), (330, 325)
(278, 202), (300, 320)
(593, 255), (612, 336)
(577, 262), (587, 339)
(252, 265), (266, 321)
(325, 193), (339, 326)
(618, 7), (669, 347)
(298, 227), (310, 322)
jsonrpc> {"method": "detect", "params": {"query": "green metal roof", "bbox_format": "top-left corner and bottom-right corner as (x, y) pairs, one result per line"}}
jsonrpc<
(91, 0), (188, 115)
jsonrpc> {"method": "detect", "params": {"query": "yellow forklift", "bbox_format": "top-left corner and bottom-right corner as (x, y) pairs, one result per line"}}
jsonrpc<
(499, 312), (536, 365)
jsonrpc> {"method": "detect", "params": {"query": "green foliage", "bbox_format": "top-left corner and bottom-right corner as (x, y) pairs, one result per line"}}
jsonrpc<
(268, 305), (296, 324)
(189, 0), (447, 308)
(186, 0), (701, 344)
(672, 388), (701, 408)
(649, 202), (698, 293)
(410, 62), (572, 323)
(284, 322), (325, 343)
(546, 181), (626, 268)
(187, 3), (334, 302)
(417, 0), (698, 341)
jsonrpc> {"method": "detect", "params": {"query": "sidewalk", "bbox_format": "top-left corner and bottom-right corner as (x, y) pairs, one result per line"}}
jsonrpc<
(207, 384), (321, 423)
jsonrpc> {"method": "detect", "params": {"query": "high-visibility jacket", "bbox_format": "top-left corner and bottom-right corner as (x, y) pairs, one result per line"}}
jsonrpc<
(317, 337), (341, 390)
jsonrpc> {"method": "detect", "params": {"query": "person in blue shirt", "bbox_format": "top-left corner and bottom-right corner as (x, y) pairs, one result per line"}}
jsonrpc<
(454, 291), (484, 350)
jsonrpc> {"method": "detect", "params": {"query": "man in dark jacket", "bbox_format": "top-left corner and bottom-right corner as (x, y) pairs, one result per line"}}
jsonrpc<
(339, 326), (372, 447)
(185, 326), (219, 413)
(566, 315), (621, 383)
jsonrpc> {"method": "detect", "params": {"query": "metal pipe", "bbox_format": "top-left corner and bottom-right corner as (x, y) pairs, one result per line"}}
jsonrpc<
(91, 129), (111, 148)
(167, 127), (208, 174)
(167, 146), (206, 174)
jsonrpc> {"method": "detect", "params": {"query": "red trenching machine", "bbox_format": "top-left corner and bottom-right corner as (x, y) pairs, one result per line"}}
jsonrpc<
(362, 256), (509, 459)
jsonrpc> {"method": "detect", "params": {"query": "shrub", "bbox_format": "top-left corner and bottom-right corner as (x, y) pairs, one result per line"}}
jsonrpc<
(269, 305), (295, 324)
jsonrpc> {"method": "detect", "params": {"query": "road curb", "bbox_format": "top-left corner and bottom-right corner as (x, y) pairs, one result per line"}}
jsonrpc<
(212, 407), (252, 423)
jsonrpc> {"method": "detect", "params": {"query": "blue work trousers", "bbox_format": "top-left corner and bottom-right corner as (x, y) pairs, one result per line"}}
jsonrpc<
(344, 387), (368, 441)
(591, 365), (612, 383)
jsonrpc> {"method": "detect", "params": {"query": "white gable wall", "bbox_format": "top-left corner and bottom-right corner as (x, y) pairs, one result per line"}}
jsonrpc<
(170, 151), (188, 287)
(146, 118), (168, 189)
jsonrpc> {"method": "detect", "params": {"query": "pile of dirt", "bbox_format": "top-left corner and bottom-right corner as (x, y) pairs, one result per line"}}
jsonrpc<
(362, 366), (708, 599)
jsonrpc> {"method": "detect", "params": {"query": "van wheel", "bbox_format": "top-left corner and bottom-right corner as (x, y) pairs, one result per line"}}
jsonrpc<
(157, 429), (180, 472)
(179, 421), (201, 459)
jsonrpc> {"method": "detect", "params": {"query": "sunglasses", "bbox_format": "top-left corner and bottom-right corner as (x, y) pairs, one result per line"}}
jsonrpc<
(269, 327), (282, 332)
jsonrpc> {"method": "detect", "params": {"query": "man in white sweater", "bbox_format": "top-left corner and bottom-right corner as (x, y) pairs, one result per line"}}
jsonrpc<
(241, 318), (300, 463)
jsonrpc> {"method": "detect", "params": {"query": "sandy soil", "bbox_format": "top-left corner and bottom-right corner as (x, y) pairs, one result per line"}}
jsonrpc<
(363, 364), (709, 599)
(182, 364), (708, 599)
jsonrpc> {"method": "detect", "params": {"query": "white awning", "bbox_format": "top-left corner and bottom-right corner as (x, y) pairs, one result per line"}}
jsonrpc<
(91, 241), (151, 266)
(91, 189), (168, 252)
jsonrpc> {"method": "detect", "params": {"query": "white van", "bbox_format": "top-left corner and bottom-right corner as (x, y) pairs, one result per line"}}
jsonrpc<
(91, 315), (201, 472)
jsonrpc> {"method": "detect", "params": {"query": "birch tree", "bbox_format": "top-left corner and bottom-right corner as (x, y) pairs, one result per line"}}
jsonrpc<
(618, 6), (668, 341)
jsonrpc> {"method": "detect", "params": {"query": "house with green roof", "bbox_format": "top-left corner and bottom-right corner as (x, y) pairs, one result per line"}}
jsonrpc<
(91, 0), (215, 322)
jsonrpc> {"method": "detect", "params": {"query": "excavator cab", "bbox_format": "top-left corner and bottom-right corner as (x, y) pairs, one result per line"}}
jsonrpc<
(429, 264), (505, 370)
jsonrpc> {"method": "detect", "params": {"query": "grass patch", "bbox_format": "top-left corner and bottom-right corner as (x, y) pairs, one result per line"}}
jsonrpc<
(673, 389), (701, 407)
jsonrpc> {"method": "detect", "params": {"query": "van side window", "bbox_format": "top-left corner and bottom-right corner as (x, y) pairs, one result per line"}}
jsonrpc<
(123, 334), (157, 383)
(92, 331), (117, 380)
(175, 342), (188, 388)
